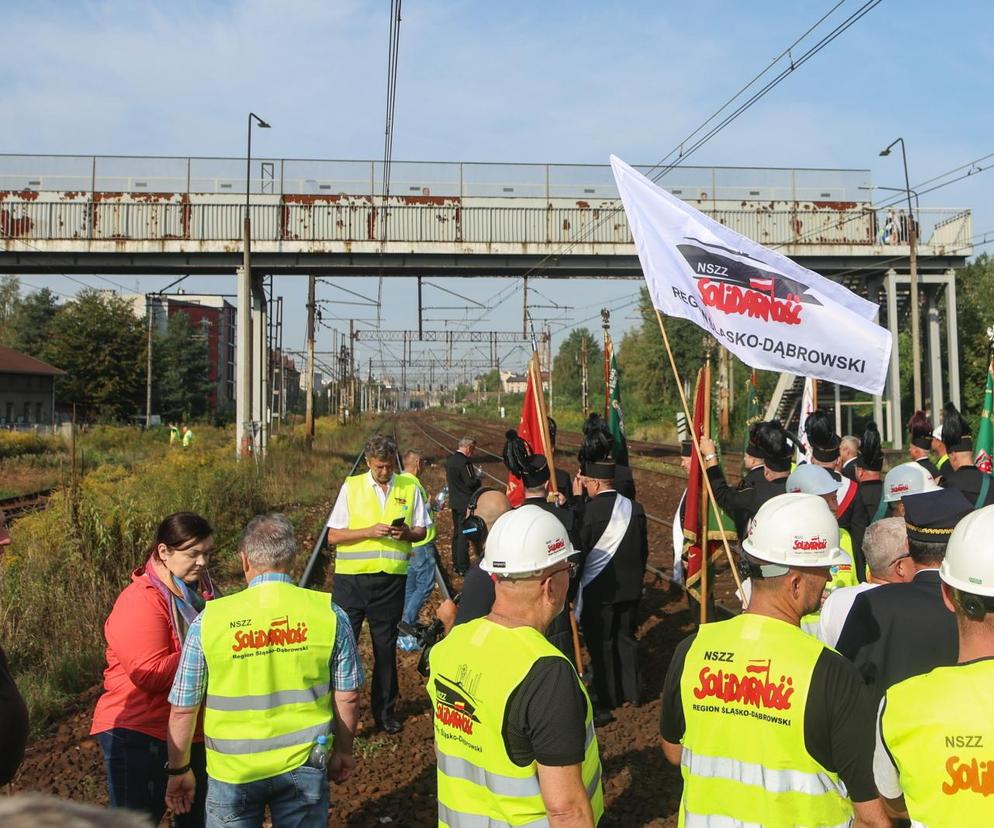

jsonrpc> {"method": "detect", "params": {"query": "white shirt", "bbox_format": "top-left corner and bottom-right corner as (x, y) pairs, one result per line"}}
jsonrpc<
(873, 696), (903, 799)
(816, 582), (878, 648)
(326, 471), (431, 531)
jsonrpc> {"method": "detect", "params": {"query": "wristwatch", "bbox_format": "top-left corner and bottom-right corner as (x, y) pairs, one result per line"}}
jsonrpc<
(165, 761), (192, 776)
(704, 453), (718, 462)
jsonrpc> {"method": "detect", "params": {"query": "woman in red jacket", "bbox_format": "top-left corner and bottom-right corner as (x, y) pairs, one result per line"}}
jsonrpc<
(91, 512), (217, 827)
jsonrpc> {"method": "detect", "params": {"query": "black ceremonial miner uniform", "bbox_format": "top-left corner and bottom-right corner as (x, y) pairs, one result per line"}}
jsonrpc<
(942, 464), (994, 508)
(578, 490), (648, 711)
(706, 464), (786, 538)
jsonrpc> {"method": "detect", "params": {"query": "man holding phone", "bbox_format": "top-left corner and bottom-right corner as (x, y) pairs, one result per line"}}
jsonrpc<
(326, 435), (430, 734)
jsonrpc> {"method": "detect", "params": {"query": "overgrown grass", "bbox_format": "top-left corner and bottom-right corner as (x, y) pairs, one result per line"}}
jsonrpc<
(0, 430), (65, 460)
(0, 417), (376, 733)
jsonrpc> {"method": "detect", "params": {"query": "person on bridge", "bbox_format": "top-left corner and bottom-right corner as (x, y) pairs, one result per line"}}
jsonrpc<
(445, 436), (481, 576)
(836, 487), (973, 702)
(90, 512), (218, 828)
(660, 493), (889, 828)
(873, 504), (994, 824)
(428, 506), (604, 827)
(575, 461), (647, 726)
(907, 410), (942, 479)
(325, 434), (429, 734)
(396, 448), (439, 652)
(939, 401), (994, 508)
(165, 514), (362, 828)
(699, 419), (794, 539)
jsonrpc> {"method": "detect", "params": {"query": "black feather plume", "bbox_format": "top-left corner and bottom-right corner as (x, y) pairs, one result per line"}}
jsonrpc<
(941, 401), (972, 451)
(858, 421), (883, 470)
(502, 429), (533, 478)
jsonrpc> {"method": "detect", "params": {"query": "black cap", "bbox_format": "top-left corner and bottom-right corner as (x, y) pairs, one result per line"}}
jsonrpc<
(585, 461), (616, 480)
(856, 422), (884, 471)
(903, 488), (973, 544)
(941, 402), (973, 453)
(908, 410), (933, 451)
(805, 409), (840, 463)
(521, 454), (551, 488)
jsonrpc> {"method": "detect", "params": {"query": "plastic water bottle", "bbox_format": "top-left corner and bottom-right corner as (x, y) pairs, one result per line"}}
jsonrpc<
(307, 734), (329, 770)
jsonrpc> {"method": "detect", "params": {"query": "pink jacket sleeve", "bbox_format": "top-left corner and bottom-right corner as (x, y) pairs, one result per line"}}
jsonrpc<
(104, 581), (181, 695)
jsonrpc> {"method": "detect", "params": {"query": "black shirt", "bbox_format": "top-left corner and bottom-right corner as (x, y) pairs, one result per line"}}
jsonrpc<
(445, 451), (481, 513)
(0, 646), (28, 786)
(706, 465), (787, 534)
(504, 656), (588, 767)
(659, 629), (878, 802)
(454, 565), (496, 627)
(942, 464), (994, 508)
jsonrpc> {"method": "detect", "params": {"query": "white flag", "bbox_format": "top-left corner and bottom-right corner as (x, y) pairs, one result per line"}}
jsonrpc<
(795, 377), (816, 463)
(610, 155), (891, 394)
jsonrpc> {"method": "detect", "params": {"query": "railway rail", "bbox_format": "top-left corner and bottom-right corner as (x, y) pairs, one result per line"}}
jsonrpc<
(0, 488), (54, 521)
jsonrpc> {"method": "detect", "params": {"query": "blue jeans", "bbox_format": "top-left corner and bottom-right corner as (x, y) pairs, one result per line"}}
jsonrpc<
(97, 728), (207, 828)
(402, 541), (437, 626)
(205, 764), (328, 828)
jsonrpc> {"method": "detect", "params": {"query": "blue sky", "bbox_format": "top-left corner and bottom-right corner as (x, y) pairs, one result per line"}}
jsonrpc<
(2, 0), (991, 380)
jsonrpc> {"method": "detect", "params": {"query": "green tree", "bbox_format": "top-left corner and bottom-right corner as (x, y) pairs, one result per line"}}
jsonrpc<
(154, 311), (213, 422)
(44, 290), (145, 421)
(953, 253), (994, 422)
(478, 369), (502, 392)
(10, 288), (59, 357)
(552, 328), (601, 413)
(0, 276), (21, 347)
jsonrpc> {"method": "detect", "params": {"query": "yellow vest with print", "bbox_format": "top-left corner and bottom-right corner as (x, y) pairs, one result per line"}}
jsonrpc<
(679, 613), (852, 828)
(801, 528), (857, 633)
(428, 618), (604, 827)
(335, 473), (419, 575)
(397, 472), (436, 548)
(199, 580), (336, 784)
(881, 659), (994, 827)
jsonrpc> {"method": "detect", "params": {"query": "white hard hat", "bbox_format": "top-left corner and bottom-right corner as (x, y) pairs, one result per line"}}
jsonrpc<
(940, 505), (994, 596)
(786, 463), (837, 496)
(480, 505), (574, 576)
(742, 493), (849, 568)
(884, 462), (938, 503)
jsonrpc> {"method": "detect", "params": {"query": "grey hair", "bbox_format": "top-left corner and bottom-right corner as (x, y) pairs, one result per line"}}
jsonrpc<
(841, 435), (860, 453)
(239, 513), (297, 570)
(862, 517), (907, 577)
(458, 436), (475, 449)
(0, 795), (151, 828)
(365, 434), (398, 461)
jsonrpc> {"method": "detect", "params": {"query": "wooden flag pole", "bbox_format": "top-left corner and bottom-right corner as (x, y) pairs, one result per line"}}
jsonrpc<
(700, 354), (711, 625)
(654, 308), (746, 604)
(530, 352), (559, 495)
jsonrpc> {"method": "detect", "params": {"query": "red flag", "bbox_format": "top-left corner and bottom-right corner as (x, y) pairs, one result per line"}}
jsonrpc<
(507, 354), (553, 506)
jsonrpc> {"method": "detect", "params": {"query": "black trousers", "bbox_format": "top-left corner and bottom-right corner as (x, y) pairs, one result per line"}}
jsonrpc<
(334, 572), (406, 724)
(451, 508), (471, 573)
(580, 599), (641, 710)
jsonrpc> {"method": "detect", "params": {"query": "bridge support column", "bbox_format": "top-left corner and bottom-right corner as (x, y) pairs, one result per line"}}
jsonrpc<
(236, 265), (253, 457)
(926, 285), (944, 426)
(885, 269), (903, 450)
(945, 269), (961, 410)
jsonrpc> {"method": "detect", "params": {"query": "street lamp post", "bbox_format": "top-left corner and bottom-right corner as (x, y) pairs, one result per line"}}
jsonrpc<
(236, 112), (270, 458)
(880, 137), (922, 413)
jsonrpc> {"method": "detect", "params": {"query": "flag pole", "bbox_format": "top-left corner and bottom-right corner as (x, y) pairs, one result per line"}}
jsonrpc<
(654, 308), (746, 604)
(601, 309), (611, 419)
(530, 352), (559, 495)
(700, 352), (712, 625)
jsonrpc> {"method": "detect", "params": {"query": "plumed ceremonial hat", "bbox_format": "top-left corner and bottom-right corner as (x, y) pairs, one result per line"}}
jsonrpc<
(805, 409), (841, 463)
(856, 421), (884, 471)
(940, 402), (973, 453)
(585, 461), (616, 481)
(907, 410), (933, 451)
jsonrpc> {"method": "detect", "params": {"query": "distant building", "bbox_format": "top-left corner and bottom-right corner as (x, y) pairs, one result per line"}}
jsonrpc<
(0, 346), (65, 427)
(501, 370), (549, 394)
(124, 292), (236, 412)
(271, 351), (300, 417)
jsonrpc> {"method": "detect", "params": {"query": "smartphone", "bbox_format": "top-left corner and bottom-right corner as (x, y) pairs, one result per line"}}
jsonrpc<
(390, 517), (407, 527)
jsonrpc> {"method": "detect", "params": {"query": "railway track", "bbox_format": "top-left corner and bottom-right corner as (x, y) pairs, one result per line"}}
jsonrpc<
(0, 488), (54, 521)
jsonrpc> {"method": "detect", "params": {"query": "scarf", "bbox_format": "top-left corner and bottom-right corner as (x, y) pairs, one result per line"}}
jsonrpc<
(144, 556), (217, 643)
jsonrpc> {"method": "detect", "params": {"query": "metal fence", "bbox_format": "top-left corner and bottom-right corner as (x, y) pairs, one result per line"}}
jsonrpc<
(0, 154), (873, 203)
(0, 198), (971, 250)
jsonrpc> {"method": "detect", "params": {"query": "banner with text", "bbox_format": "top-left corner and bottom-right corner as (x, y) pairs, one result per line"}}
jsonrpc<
(610, 155), (891, 394)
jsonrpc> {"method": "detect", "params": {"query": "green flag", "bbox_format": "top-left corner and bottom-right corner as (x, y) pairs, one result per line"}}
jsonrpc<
(975, 360), (994, 474)
(607, 348), (629, 466)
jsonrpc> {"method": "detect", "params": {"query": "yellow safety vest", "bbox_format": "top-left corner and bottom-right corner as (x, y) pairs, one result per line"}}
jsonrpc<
(937, 454), (950, 471)
(801, 528), (857, 634)
(199, 580), (337, 784)
(335, 473), (419, 575)
(678, 613), (852, 828)
(881, 659), (994, 827)
(397, 472), (436, 548)
(428, 618), (604, 827)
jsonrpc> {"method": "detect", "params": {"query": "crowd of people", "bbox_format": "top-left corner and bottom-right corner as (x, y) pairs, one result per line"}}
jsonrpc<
(4, 400), (994, 826)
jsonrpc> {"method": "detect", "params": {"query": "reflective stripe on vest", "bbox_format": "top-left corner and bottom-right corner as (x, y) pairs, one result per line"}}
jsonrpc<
(200, 581), (336, 784)
(335, 473), (418, 574)
(678, 614), (852, 828)
(397, 472), (436, 548)
(428, 618), (604, 827)
(881, 659), (994, 827)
